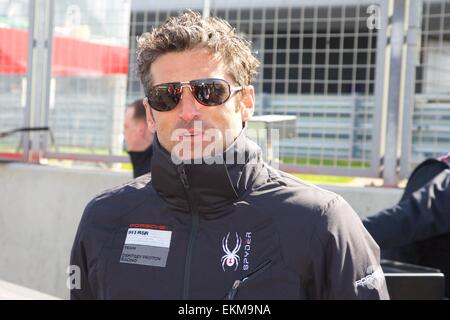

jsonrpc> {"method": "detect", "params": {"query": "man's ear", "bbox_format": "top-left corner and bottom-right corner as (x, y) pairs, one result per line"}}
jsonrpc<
(143, 98), (156, 133)
(240, 85), (255, 124)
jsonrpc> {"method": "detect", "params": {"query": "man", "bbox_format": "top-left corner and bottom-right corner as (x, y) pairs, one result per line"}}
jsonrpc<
(363, 156), (450, 297)
(70, 11), (389, 300)
(124, 99), (154, 177)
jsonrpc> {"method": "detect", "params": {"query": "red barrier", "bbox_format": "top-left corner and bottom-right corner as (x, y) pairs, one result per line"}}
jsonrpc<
(0, 27), (129, 76)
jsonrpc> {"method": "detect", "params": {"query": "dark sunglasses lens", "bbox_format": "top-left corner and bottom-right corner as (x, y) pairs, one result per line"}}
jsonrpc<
(148, 83), (181, 111)
(192, 79), (230, 106)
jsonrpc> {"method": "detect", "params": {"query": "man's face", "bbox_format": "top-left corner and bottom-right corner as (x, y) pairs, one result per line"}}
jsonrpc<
(143, 48), (254, 160)
(124, 107), (153, 151)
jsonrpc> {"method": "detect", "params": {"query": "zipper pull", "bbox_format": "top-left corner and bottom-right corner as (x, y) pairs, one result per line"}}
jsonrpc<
(177, 165), (190, 189)
(224, 259), (272, 300)
(226, 279), (244, 300)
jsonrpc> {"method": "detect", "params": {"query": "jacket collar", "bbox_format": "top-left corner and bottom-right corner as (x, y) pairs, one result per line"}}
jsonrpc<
(150, 129), (264, 213)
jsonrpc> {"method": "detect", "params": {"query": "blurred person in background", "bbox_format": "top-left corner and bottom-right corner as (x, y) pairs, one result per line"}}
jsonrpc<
(363, 154), (450, 297)
(124, 99), (154, 177)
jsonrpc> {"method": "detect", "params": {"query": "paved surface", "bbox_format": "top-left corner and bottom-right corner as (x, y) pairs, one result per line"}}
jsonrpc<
(0, 280), (60, 300)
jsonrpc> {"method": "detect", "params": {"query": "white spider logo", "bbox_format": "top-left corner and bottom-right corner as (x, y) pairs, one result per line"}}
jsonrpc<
(221, 232), (242, 271)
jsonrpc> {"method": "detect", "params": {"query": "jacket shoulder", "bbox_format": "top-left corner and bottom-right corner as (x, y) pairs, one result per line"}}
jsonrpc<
(80, 173), (155, 227)
(250, 166), (342, 216)
(254, 168), (386, 299)
(262, 167), (364, 239)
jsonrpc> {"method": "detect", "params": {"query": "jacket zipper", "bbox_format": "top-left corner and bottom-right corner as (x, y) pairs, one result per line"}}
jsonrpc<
(225, 259), (272, 300)
(178, 165), (199, 300)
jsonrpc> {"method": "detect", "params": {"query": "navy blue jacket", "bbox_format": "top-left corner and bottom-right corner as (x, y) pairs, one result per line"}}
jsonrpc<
(71, 133), (389, 300)
(364, 169), (450, 296)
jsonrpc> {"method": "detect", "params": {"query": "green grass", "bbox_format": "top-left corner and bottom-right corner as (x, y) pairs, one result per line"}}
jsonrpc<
(0, 17), (28, 29)
(50, 147), (134, 171)
(281, 156), (363, 185)
(0, 146), (121, 156)
(0, 147), (18, 153)
(280, 156), (370, 169)
(0, 145), (364, 182)
(2, 144), (370, 169)
(1, 144), (135, 172)
(48, 146), (114, 155)
(120, 162), (133, 172)
(290, 173), (355, 185)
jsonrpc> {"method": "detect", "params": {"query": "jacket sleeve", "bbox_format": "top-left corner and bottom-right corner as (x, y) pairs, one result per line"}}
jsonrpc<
(363, 169), (450, 248)
(69, 199), (107, 300)
(308, 195), (390, 300)
(70, 225), (95, 300)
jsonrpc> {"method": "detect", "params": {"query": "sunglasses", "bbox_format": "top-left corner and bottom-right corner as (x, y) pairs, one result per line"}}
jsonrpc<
(145, 78), (243, 112)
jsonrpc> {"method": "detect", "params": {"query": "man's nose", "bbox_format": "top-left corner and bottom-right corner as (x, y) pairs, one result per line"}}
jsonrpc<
(178, 86), (200, 123)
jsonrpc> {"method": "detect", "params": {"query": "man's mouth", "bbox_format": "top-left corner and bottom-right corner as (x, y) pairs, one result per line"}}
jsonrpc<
(184, 128), (203, 136)
(176, 128), (205, 141)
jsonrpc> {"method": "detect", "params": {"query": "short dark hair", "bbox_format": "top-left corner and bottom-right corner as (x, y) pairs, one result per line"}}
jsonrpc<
(136, 10), (259, 95)
(127, 99), (147, 121)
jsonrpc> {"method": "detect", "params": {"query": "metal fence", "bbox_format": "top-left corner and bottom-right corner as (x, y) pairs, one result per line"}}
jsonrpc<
(402, 0), (450, 178)
(0, 0), (29, 161)
(1, 0), (449, 185)
(126, 0), (387, 177)
(0, 0), (130, 163)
